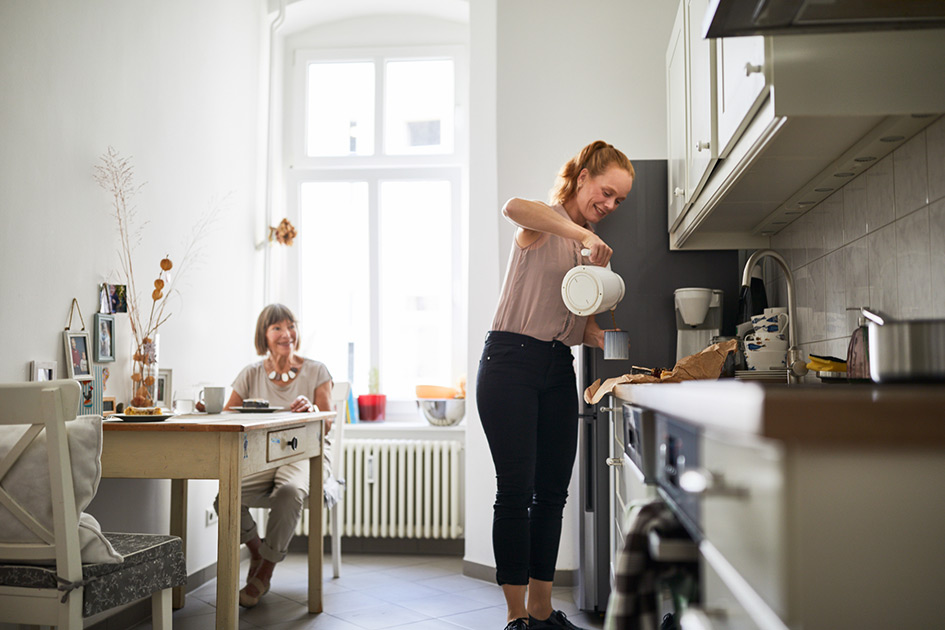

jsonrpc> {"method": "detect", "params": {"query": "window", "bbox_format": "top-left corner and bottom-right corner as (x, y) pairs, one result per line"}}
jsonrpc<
(285, 47), (467, 413)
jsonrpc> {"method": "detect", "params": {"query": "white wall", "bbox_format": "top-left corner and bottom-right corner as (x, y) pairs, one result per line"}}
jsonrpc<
(464, 0), (677, 574)
(0, 0), (267, 574)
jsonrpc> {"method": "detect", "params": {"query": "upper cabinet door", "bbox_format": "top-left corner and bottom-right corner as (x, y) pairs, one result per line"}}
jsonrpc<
(686, 0), (717, 202)
(666, 1), (688, 230)
(716, 36), (767, 159)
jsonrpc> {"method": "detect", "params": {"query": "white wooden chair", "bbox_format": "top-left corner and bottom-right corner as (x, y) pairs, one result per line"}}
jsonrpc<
(245, 381), (350, 578)
(326, 381), (350, 578)
(0, 380), (186, 629)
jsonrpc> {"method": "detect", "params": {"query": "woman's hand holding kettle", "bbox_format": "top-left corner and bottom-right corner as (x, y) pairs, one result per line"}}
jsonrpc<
(580, 234), (612, 266)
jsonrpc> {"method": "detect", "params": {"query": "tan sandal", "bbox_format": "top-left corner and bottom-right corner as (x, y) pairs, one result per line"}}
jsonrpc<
(247, 555), (262, 582)
(238, 576), (270, 608)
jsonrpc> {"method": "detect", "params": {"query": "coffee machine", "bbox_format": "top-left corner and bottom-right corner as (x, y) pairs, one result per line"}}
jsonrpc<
(674, 287), (723, 360)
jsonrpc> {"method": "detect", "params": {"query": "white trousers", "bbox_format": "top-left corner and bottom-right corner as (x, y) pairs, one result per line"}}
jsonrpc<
(215, 460), (309, 563)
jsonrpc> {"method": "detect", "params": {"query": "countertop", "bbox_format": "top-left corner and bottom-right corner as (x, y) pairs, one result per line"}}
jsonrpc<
(612, 380), (945, 445)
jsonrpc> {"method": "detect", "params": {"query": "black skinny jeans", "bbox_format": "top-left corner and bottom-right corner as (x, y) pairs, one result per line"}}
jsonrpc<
(476, 331), (579, 585)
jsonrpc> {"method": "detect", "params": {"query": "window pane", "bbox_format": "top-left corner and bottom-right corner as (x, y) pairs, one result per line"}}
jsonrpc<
(306, 62), (375, 156)
(299, 182), (370, 392)
(378, 180), (452, 398)
(384, 60), (454, 155)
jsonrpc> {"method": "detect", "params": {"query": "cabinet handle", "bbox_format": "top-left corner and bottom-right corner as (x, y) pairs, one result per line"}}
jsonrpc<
(673, 187), (685, 197)
(679, 468), (749, 498)
(598, 407), (619, 413)
(744, 62), (763, 76)
(695, 141), (711, 152)
(606, 457), (624, 467)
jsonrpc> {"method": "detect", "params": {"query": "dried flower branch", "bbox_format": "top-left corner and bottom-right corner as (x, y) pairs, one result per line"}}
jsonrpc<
(94, 147), (224, 406)
(269, 218), (298, 246)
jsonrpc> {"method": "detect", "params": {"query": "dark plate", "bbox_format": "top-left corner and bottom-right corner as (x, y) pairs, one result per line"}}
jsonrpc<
(112, 413), (175, 422)
(231, 406), (284, 413)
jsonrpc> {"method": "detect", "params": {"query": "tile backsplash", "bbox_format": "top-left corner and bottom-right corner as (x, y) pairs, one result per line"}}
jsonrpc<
(763, 115), (945, 362)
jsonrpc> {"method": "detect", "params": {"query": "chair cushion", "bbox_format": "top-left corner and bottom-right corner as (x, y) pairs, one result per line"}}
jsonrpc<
(0, 414), (121, 564)
(0, 532), (186, 618)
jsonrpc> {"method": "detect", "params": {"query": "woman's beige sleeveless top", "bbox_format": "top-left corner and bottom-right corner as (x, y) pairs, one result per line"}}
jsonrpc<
(491, 204), (588, 346)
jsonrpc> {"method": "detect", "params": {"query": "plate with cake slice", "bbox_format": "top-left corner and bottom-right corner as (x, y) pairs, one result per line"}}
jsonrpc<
(113, 408), (176, 422)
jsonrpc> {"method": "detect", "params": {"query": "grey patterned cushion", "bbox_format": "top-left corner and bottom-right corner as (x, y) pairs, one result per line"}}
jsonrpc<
(0, 532), (186, 617)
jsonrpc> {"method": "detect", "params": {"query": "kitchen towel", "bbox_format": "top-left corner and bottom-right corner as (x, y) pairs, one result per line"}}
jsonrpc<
(603, 500), (681, 630)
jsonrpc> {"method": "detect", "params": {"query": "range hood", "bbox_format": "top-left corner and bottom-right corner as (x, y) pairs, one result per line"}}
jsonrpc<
(704, 0), (945, 38)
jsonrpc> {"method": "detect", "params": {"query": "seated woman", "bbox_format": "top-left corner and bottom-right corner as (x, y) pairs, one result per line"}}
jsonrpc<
(220, 303), (332, 607)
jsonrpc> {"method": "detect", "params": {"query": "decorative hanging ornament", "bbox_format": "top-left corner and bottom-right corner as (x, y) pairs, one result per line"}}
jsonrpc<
(268, 367), (298, 382)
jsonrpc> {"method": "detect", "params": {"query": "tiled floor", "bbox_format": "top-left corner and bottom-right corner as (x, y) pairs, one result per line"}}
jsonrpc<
(131, 552), (606, 630)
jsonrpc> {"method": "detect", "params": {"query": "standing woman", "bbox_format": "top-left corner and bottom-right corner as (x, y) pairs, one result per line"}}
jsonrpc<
(220, 303), (332, 607)
(477, 141), (634, 630)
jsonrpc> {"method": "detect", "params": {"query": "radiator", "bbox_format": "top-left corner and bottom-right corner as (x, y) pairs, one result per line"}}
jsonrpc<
(252, 438), (464, 540)
(343, 438), (464, 539)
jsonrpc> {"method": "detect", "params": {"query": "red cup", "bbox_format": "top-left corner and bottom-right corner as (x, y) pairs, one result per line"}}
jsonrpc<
(357, 394), (386, 421)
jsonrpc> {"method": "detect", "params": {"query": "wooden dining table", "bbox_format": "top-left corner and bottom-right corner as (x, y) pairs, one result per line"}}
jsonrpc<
(101, 410), (333, 630)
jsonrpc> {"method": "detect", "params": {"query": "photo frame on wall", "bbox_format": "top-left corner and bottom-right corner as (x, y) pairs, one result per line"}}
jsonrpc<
(29, 360), (57, 382)
(63, 331), (94, 382)
(93, 313), (116, 363)
(156, 369), (172, 409)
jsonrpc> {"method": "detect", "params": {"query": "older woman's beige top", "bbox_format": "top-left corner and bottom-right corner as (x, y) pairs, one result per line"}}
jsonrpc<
(491, 203), (589, 347)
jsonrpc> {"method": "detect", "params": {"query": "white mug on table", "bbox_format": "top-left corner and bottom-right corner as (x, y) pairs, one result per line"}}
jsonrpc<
(199, 386), (226, 414)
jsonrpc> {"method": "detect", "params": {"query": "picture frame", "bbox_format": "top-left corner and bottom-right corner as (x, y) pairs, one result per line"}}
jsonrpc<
(63, 331), (94, 382)
(156, 368), (172, 409)
(29, 360), (57, 382)
(93, 313), (116, 363)
(102, 396), (117, 416)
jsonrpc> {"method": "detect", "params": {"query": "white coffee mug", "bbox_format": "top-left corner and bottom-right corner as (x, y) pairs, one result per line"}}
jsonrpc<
(199, 386), (226, 414)
(753, 312), (789, 335)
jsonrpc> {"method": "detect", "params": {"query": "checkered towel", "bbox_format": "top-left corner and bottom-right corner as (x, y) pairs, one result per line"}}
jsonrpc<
(603, 500), (684, 630)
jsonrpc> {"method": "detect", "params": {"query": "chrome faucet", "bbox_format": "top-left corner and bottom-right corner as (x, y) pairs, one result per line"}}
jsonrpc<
(741, 249), (808, 384)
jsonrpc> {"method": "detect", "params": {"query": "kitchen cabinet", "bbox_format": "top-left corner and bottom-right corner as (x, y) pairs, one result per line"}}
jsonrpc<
(664, 2), (945, 250)
(615, 381), (945, 630)
(714, 36), (765, 159)
(606, 400), (656, 589)
(667, 0), (719, 232)
(666, 1), (688, 229)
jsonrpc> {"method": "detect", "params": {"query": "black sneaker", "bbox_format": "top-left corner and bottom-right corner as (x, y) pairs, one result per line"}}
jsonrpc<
(504, 618), (529, 630)
(528, 610), (587, 630)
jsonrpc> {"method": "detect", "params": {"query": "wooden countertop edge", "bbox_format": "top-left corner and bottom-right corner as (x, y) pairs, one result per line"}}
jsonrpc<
(103, 410), (333, 432)
(612, 382), (945, 445)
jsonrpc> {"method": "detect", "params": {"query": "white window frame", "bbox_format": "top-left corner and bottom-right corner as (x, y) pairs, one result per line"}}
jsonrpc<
(282, 45), (468, 415)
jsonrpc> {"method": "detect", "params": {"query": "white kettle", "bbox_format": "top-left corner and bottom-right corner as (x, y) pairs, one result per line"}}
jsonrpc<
(561, 249), (626, 316)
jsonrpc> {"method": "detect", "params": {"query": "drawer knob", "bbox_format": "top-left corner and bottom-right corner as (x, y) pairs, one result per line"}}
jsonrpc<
(695, 141), (711, 152)
(673, 187), (685, 197)
(288, 437), (299, 450)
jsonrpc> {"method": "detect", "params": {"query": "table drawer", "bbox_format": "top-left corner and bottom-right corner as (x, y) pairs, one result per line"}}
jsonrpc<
(267, 426), (310, 462)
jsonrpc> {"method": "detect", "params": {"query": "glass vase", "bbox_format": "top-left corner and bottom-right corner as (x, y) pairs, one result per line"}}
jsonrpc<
(131, 334), (160, 408)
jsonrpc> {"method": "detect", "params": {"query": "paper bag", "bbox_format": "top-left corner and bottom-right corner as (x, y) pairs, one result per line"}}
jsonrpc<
(584, 339), (738, 404)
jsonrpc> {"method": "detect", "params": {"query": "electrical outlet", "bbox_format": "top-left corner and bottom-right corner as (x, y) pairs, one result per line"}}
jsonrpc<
(206, 508), (218, 527)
